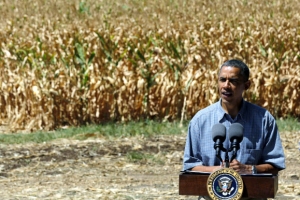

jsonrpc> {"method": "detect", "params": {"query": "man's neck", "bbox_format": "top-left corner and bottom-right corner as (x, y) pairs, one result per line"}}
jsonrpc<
(221, 100), (243, 119)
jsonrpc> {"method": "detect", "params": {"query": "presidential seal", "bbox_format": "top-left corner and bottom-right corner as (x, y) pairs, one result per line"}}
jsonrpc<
(207, 168), (243, 200)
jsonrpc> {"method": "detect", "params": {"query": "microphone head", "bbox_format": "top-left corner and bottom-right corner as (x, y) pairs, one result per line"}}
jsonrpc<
(229, 123), (244, 143)
(212, 123), (226, 142)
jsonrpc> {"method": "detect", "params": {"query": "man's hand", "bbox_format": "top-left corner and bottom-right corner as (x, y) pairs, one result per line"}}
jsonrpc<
(229, 159), (279, 174)
(229, 159), (251, 174)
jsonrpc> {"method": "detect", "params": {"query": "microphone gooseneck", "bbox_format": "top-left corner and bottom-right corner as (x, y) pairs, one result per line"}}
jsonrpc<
(211, 123), (244, 168)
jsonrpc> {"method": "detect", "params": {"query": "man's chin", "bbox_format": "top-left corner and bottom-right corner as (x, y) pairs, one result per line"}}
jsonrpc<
(221, 95), (233, 103)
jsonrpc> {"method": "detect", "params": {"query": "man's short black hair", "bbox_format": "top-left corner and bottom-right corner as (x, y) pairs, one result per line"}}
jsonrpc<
(220, 59), (250, 81)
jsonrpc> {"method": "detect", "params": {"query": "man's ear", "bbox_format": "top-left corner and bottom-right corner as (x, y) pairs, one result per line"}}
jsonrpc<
(245, 81), (251, 90)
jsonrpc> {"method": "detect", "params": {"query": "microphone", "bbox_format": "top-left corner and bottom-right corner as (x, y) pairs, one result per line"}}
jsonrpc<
(212, 123), (226, 162)
(228, 123), (244, 162)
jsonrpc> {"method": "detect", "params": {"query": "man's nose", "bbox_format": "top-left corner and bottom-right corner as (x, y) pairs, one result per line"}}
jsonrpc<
(224, 80), (231, 88)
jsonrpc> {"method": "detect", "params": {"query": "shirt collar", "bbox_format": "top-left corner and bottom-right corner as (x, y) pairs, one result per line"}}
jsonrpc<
(217, 99), (247, 122)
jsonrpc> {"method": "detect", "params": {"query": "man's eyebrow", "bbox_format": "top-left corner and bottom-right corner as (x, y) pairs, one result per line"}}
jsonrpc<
(219, 77), (239, 80)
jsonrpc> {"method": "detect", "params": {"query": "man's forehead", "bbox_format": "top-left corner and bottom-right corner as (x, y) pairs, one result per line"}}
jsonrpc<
(219, 66), (241, 76)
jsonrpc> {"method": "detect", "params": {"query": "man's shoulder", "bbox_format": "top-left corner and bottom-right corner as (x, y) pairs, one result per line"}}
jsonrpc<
(193, 101), (219, 119)
(244, 100), (266, 110)
(243, 101), (272, 117)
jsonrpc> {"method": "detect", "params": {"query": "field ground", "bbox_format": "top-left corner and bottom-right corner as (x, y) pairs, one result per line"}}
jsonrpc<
(0, 132), (299, 200)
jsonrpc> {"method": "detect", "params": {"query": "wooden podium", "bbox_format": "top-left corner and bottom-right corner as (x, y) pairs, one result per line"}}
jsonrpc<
(179, 172), (278, 198)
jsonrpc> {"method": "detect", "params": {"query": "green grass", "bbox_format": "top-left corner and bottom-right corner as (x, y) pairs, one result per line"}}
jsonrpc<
(277, 117), (300, 132)
(0, 120), (189, 144)
(0, 118), (299, 145)
(126, 151), (165, 165)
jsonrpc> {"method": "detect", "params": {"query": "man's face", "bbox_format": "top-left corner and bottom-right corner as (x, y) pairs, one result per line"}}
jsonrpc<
(218, 66), (250, 105)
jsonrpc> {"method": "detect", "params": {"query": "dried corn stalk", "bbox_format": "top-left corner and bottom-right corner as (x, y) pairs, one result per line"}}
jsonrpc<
(0, 0), (299, 132)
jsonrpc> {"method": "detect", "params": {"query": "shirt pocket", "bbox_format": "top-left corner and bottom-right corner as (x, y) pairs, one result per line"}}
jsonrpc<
(240, 149), (261, 164)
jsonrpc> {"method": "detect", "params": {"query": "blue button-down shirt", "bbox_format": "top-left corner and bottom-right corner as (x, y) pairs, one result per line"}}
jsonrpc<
(183, 99), (286, 171)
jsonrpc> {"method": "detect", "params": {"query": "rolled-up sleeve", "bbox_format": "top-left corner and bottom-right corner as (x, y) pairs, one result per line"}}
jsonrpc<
(262, 113), (285, 170)
(182, 121), (203, 171)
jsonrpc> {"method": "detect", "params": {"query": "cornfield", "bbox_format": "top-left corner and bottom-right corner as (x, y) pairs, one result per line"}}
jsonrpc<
(0, 0), (299, 132)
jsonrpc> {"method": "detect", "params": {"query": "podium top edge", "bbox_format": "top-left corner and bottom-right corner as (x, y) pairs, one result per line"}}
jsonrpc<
(180, 171), (277, 177)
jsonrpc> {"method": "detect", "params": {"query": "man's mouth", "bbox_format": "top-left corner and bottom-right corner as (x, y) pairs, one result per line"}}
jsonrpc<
(222, 91), (232, 97)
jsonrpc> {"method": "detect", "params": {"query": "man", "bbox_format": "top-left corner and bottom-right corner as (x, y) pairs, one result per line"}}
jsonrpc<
(182, 59), (285, 198)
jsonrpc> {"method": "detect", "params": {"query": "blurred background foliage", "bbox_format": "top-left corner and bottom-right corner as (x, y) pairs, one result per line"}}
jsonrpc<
(0, 0), (299, 132)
